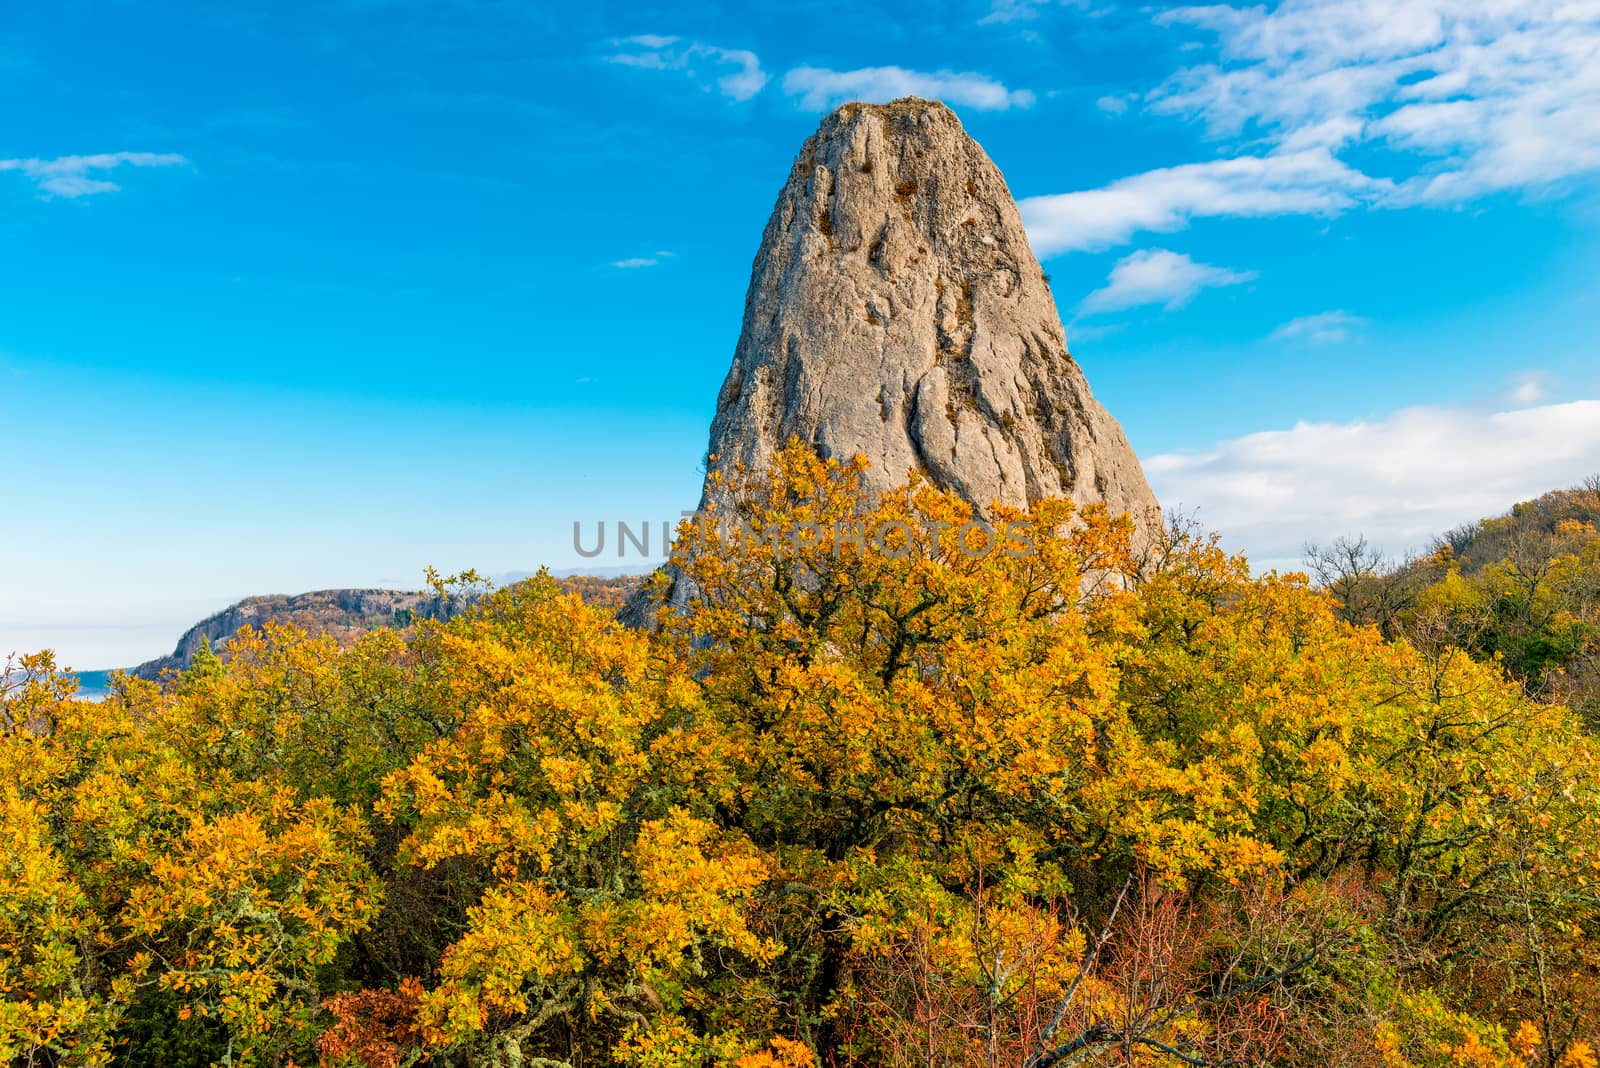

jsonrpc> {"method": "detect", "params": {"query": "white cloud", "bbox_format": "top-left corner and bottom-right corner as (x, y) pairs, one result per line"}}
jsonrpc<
(1146, 398), (1600, 571)
(1505, 369), (1554, 406)
(611, 257), (660, 269)
(1065, 320), (1125, 344)
(625, 34), (678, 49)
(1510, 379), (1544, 405)
(979, 0), (1088, 25)
(611, 44), (1034, 116)
(1017, 148), (1386, 256)
(1151, 0), (1600, 203)
(1269, 310), (1367, 345)
(782, 65), (1036, 112)
(0, 152), (188, 198)
(609, 37), (768, 101)
(1019, 1), (1600, 258)
(1080, 248), (1256, 314)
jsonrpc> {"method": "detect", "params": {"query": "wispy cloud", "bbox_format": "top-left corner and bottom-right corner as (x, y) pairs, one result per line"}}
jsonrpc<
(0, 152), (188, 198)
(608, 36), (767, 101)
(606, 42), (1033, 115)
(1080, 248), (1256, 314)
(1018, 149), (1385, 256)
(1147, 398), (1600, 570)
(1505, 370), (1554, 406)
(611, 256), (660, 269)
(1151, 0), (1600, 203)
(782, 65), (1035, 112)
(1269, 310), (1367, 345)
(1065, 320), (1125, 345)
(1019, 1), (1600, 257)
(978, 0), (1088, 25)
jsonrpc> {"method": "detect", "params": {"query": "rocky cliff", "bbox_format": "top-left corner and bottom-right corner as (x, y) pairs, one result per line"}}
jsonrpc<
(702, 97), (1159, 529)
(128, 575), (646, 680)
(128, 588), (458, 679)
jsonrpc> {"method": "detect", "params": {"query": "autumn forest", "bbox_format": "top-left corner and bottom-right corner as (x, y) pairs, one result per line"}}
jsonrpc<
(3, 445), (1599, 1067)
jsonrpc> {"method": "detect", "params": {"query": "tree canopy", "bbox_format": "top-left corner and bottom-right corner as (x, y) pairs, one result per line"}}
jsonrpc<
(4, 446), (1598, 1067)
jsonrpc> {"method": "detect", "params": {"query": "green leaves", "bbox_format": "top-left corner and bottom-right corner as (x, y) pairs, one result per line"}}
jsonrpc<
(4, 452), (1599, 1065)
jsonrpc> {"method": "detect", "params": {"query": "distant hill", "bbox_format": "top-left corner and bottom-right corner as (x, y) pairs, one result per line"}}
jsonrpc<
(127, 573), (648, 680)
(127, 588), (462, 680)
(1433, 475), (1600, 570)
(1310, 475), (1600, 721)
(549, 573), (647, 613)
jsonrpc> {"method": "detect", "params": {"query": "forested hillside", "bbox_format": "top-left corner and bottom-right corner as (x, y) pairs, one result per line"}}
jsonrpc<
(4, 451), (1599, 1066)
(1308, 477), (1600, 724)
(121, 576), (646, 678)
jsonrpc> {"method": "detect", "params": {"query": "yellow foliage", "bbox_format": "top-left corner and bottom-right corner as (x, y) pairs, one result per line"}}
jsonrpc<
(5, 444), (1600, 1066)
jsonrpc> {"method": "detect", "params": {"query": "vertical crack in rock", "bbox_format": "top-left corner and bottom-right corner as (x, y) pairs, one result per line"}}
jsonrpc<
(701, 96), (1159, 529)
(625, 97), (1159, 626)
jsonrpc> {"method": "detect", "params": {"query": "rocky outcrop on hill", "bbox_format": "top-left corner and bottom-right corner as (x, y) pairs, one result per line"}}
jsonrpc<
(128, 575), (648, 681)
(128, 588), (458, 680)
(702, 97), (1159, 529)
(624, 98), (1160, 627)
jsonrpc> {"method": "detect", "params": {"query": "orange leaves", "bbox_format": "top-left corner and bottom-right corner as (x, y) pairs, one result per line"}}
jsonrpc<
(417, 881), (582, 1043)
(318, 978), (424, 1068)
(842, 886), (1083, 1066)
(383, 595), (679, 866)
(113, 796), (380, 1050)
(629, 810), (776, 965)
(1567, 1042), (1600, 1068)
(7, 449), (1600, 1064)
(660, 441), (1145, 888)
(734, 1036), (816, 1067)
(0, 785), (112, 1064)
(1377, 994), (1600, 1067)
(0, 645), (382, 1066)
(376, 584), (784, 1060)
(613, 1016), (816, 1068)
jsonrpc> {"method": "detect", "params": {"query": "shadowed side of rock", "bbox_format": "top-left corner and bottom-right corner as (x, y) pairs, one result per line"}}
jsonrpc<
(624, 97), (1160, 627)
(704, 97), (1158, 527)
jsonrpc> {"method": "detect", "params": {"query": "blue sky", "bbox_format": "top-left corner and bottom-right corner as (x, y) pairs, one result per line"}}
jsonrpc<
(5, 0), (1600, 669)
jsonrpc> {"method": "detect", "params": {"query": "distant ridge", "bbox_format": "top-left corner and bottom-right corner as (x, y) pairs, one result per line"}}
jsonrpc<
(123, 572), (648, 681)
(127, 588), (459, 680)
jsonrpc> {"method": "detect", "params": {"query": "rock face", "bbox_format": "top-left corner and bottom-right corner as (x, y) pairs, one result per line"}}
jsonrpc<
(129, 577), (646, 679)
(128, 588), (461, 680)
(702, 97), (1159, 530)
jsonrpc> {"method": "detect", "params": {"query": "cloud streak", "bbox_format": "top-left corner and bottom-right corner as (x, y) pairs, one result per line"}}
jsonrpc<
(1018, 148), (1384, 256)
(607, 40), (1034, 117)
(782, 65), (1035, 112)
(1019, 1), (1600, 257)
(1080, 248), (1255, 314)
(608, 36), (768, 101)
(1151, 0), (1600, 203)
(1269, 310), (1367, 345)
(1146, 398), (1600, 571)
(0, 152), (188, 198)
(978, 0), (1088, 25)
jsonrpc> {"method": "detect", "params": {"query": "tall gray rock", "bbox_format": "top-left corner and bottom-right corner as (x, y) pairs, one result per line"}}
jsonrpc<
(702, 97), (1159, 530)
(623, 98), (1159, 627)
